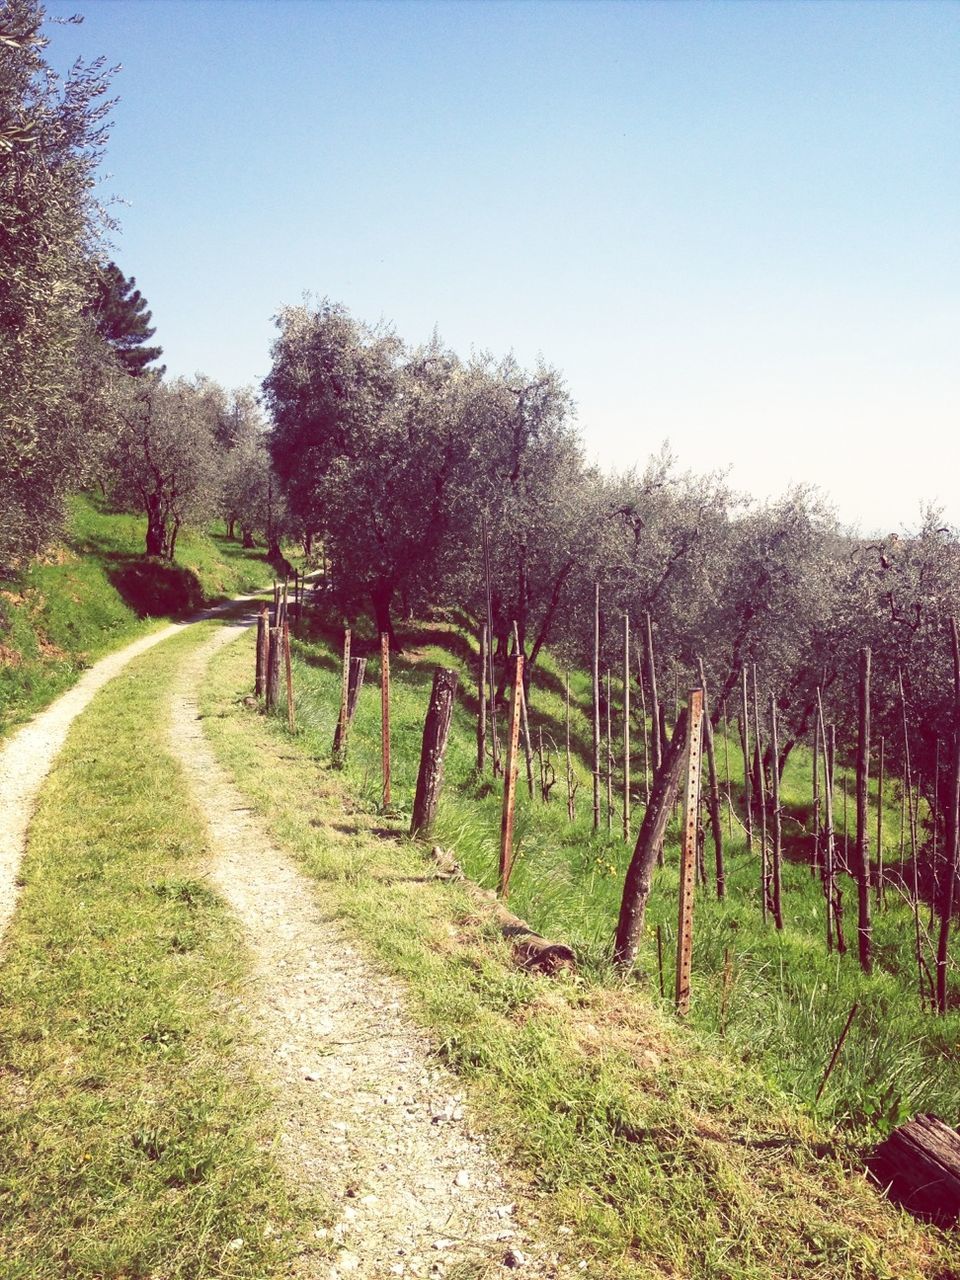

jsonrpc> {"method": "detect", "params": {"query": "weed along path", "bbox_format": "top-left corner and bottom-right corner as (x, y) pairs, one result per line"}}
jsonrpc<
(0, 594), (269, 945)
(168, 625), (561, 1280)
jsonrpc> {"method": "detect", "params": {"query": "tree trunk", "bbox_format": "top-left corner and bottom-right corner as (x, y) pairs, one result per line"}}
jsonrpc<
(241, 526), (255, 549)
(410, 668), (459, 838)
(371, 584), (397, 650)
(613, 708), (690, 969)
(855, 646), (873, 973)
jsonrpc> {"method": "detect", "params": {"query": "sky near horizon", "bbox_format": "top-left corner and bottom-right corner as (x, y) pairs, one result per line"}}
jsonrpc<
(45, 0), (958, 535)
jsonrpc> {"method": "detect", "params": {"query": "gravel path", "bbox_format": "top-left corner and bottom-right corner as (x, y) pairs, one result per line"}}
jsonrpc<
(0, 595), (261, 945)
(169, 626), (568, 1279)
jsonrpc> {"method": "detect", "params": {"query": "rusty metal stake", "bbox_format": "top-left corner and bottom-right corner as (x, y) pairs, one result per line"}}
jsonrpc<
(498, 651), (524, 899)
(675, 687), (704, 1016)
(381, 630), (391, 808)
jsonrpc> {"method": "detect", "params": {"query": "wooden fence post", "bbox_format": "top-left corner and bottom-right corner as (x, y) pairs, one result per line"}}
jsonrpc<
(481, 515), (501, 776)
(675, 688), (704, 1016)
(255, 604), (268, 697)
(855, 646), (873, 972)
(283, 620), (295, 733)
(770, 693), (784, 929)
(623, 613), (631, 841)
(740, 667), (753, 852)
(381, 631), (392, 809)
(752, 664), (768, 923)
(410, 667), (459, 838)
(333, 626), (351, 767)
(592, 584), (601, 831)
(477, 624), (487, 773)
(499, 652), (524, 899)
(644, 611), (662, 773)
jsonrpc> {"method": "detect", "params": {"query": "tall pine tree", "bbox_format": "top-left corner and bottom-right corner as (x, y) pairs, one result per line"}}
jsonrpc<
(88, 261), (163, 376)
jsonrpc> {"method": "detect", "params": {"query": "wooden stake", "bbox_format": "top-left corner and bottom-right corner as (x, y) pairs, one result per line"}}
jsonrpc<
(930, 740), (941, 932)
(936, 617), (960, 1014)
(623, 613), (631, 841)
(499, 652), (524, 898)
(812, 715), (821, 877)
(899, 668), (926, 1007)
(593, 584), (601, 830)
(769, 693), (783, 929)
(855, 647), (872, 972)
(816, 689), (836, 952)
(481, 515), (501, 776)
(565, 672), (576, 821)
(741, 667), (753, 852)
(605, 667), (613, 832)
(283, 620), (295, 733)
(380, 631), (391, 808)
(676, 688), (704, 1016)
(638, 648), (651, 804)
(477, 624), (487, 773)
(814, 1002), (859, 1104)
(752, 664), (768, 921)
(333, 625), (351, 766)
(876, 734), (885, 903)
(255, 604), (268, 697)
(722, 699), (733, 837)
(644, 611), (662, 773)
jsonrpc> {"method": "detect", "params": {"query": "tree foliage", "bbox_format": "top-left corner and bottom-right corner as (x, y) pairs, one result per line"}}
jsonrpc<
(0, 0), (116, 569)
(86, 260), (163, 376)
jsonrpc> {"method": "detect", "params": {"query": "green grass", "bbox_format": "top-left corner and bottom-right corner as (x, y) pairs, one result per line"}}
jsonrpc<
(0, 492), (284, 738)
(200, 622), (958, 1280)
(0, 625), (326, 1278)
(272, 613), (960, 1139)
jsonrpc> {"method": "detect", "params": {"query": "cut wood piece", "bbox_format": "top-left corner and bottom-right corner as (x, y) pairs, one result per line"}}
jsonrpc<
(868, 1114), (960, 1226)
(430, 846), (576, 975)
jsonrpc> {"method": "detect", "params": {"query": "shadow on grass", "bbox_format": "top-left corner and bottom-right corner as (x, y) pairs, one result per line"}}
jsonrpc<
(108, 557), (205, 618)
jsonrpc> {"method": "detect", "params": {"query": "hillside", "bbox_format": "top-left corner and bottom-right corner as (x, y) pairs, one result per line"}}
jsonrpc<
(0, 493), (281, 738)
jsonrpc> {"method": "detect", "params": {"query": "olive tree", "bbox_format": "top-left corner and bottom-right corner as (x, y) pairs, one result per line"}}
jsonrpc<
(0, 0), (116, 569)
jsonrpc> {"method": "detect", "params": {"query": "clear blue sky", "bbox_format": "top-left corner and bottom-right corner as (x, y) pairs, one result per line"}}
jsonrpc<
(46, 0), (959, 534)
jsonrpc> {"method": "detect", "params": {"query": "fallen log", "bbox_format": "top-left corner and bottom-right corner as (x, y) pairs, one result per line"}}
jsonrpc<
(868, 1113), (960, 1226)
(429, 845), (576, 976)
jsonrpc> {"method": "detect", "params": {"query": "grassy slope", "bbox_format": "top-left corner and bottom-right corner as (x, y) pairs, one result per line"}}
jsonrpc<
(0, 492), (280, 739)
(0, 626), (326, 1279)
(201, 624), (958, 1280)
(285, 615), (960, 1136)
